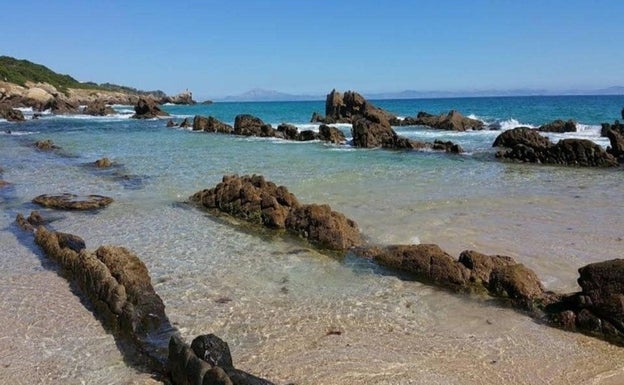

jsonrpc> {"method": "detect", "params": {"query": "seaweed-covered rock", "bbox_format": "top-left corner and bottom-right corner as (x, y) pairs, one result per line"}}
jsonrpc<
(488, 264), (545, 307)
(458, 250), (517, 285)
(33, 193), (113, 210)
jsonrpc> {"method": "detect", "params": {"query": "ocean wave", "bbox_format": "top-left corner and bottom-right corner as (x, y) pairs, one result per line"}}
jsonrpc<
(1, 129), (39, 135)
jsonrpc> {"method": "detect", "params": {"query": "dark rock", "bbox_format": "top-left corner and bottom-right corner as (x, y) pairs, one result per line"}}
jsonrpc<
(358, 244), (470, 290)
(458, 250), (517, 285)
(312, 89), (396, 124)
(432, 140), (464, 154)
(166, 119), (177, 128)
(488, 264), (545, 306)
(577, 259), (624, 332)
(538, 119), (576, 133)
(318, 124), (346, 144)
(84, 100), (115, 116)
(621, 107), (624, 121)
(34, 139), (60, 150)
(605, 128), (624, 161)
(179, 118), (191, 128)
(276, 123), (299, 140)
(403, 110), (484, 131)
(601, 121), (624, 137)
(193, 115), (233, 133)
(191, 334), (233, 368)
(94, 157), (112, 168)
(201, 100), (214, 105)
(492, 127), (552, 149)
(131, 97), (170, 119)
(310, 111), (327, 123)
(190, 174), (360, 251)
(297, 130), (318, 141)
(33, 193), (113, 210)
(352, 111), (427, 150)
(234, 114), (274, 137)
(0, 103), (25, 121)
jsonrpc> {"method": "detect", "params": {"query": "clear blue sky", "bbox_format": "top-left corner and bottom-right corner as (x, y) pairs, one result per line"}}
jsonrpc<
(2, 0), (623, 99)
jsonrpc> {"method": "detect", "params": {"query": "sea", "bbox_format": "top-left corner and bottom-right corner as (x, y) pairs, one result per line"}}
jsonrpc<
(1, 95), (624, 385)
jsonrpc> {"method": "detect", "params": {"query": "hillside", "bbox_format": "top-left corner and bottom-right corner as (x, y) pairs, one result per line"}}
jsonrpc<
(0, 55), (164, 96)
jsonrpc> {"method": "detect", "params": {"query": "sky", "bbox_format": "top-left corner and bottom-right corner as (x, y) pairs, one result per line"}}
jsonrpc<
(2, 0), (624, 99)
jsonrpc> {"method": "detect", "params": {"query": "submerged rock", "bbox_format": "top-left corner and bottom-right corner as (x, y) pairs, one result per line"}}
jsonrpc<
(32, 193), (113, 210)
(94, 157), (113, 168)
(34, 139), (60, 150)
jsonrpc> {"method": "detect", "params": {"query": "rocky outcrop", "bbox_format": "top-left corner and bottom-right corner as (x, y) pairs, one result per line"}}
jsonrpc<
(169, 334), (275, 385)
(493, 127), (618, 167)
(190, 174), (361, 251)
(49, 95), (80, 115)
(192, 115), (233, 133)
(131, 97), (170, 119)
(32, 193), (113, 210)
(161, 90), (196, 105)
(538, 119), (577, 133)
(601, 121), (624, 137)
(352, 111), (426, 150)
(84, 99), (115, 116)
(233, 114), (274, 137)
(399, 110), (484, 131)
(0, 103), (25, 121)
(311, 89), (396, 124)
(605, 128), (624, 161)
(276, 123), (300, 140)
(94, 157), (113, 168)
(34, 139), (60, 150)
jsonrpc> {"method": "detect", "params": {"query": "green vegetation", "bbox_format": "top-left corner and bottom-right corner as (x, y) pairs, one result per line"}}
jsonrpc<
(0, 56), (164, 96)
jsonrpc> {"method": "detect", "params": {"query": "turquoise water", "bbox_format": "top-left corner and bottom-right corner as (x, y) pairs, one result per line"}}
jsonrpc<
(1, 95), (624, 384)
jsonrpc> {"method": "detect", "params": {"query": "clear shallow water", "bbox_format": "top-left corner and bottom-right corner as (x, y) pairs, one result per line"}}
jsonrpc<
(1, 95), (624, 384)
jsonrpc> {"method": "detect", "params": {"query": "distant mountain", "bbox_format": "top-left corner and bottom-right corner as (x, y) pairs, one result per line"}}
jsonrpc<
(220, 88), (322, 102)
(365, 87), (624, 100)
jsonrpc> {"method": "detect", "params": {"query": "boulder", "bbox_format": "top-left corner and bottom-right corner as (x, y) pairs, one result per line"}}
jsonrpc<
(32, 193), (113, 210)
(276, 123), (299, 140)
(24, 87), (55, 110)
(297, 130), (318, 141)
(492, 127), (552, 148)
(352, 111), (426, 150)
(34, 139), (60, 150)
(234, 114), (274, 137)
(193, 115), (233, 133)
(538, 119), (576, 133)
(285, 203), (361, 250)
(166, 90), (196, 105)
(488, 264), (545, 306)
(94, 157), (113, 168)
(318, 124), (346, 144)
(49, 95), (80, 115)
(605, 128), (624, 161)
(431, 140), (463, 154)
(179, 117), (191, 128)
(405, 110), (484, 131)
(131, 97), (170, 119)
(84, 99), (115, 116)
(601, 121), (624, 137)
(458, 250), (517, 285)
(577, 259), (624, 331)
(0, 103), (25, 121)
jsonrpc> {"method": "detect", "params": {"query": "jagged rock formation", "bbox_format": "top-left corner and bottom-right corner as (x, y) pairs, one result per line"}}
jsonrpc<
(84, 99), (115, 116)
(190, 174), (361, 251)
(397, 110), (484, 131)
(311, 89), (396, 124)
(318, 124), (346, 144)
(538, 119), (577, 133)
(131, 97), (170, 119)
(0, 102), (25, 121)
(32, 193), (113, 210)
(193, 115), (233, 133)
(493, 127), (618, 167)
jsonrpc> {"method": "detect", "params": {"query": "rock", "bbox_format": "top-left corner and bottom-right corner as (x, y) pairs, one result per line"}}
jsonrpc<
(493, 127), (618, 167)
(297, 130), (318, 141)
(601, 121), (624, 137)
(49, 95), (80, 114)
(190, 174), (361, 251)
(318, 124), (346, 144)
(32, 193), (113, 210)
(179, 118), (191, 128)
(432, 140), (463, 154)
(311, 89), (396, 124)
(352, 111), (426, 150)
(24, 87), (54, 110)
(131, 97), (169, 119)
(404, 110), (484, 131)
(34, 139), (60, 150)
(193, 115), (233, 133)
(358, 244), (469, 290)
(94, 157), (112, 168)
(605, 128), (624, 161)
(538, 119), (577, 133)
(166, 119), (177, 128)
(84, 99), (115, 116)
(191, 334), (233, 368)
(276, 123), (299, 140)
(492, 127), (552, 148)
(234, 114), (274, 137)
(577, 259), (624, 331)
(488, 264), (545, 306)
(458, 250), (517, 285)
(166, 90), (195, 105)
(0, 103), (25, 121)
(621, 107), (624, 120)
